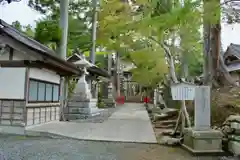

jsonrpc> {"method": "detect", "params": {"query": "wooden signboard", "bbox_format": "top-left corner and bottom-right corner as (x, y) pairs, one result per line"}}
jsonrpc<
(171, 83), (196, 100)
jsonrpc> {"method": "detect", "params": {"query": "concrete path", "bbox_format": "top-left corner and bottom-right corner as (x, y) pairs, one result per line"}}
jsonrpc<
(26, 103), (157, 143)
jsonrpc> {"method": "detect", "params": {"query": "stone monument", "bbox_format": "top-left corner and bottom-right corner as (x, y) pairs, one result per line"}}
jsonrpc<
(102, 80), (116, 108)
(65, 56), (103, 120)
(182, 86), (223, 154)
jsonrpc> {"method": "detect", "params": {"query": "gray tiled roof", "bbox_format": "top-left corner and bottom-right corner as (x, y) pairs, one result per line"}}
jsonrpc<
(0, 19), (56, 57)
(225, 43), (240, 59)
(0, 19), (81, 75)
(67, 53), (110, 78)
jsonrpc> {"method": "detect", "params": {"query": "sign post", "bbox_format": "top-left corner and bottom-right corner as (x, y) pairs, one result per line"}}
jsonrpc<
(179, 85), (223, 154)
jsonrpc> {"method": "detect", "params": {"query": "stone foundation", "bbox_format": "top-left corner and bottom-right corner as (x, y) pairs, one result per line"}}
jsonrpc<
(0, 99), (25, 134)
(182, 128), (223, 154)
(26, 105), (60, 126)
(0, 99), (61, 134)
(65, 94), (102, 120)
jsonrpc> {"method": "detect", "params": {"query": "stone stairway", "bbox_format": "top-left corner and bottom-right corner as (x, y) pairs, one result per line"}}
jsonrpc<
(152, 108), (178, 130)
(146, 105), (181, 145)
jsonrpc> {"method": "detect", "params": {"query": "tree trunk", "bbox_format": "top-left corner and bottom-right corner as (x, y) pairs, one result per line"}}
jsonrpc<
(203, 23), (212, 85)
(114, 52), (121, 97)
(149, 36), (191, 134)
(179, 33), (190, 134)
(203, 0), (222, 86)
(160, 42), (191, 130)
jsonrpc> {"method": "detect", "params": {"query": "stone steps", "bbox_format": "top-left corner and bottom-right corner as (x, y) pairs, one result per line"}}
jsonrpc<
(154, 123), (175, 129)
(155, 120), (177, 126)
(158, 135), (182, 146)
(152, 113), (178, 121)
(161, 108), (179, 117)
(151, 107), (180, 144)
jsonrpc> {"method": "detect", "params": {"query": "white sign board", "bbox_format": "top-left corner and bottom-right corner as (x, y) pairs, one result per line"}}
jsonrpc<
(171, 83), (196, 100)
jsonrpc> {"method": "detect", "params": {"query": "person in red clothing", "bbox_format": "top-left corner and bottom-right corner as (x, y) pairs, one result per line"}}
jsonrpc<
(143, 96), (149, 103)
(142, 88), (149, 104)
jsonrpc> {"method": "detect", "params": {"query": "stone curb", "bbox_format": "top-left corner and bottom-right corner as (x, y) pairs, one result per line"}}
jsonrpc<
(25, 130), (158, 144)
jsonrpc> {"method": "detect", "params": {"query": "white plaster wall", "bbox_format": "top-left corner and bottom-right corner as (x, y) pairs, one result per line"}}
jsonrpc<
(29, 68), (60, 84)
(13, 51), (23, 60)
(13, 50), (36, 61)
(0, 68), (26, 99)
(0, 52), (9, 60)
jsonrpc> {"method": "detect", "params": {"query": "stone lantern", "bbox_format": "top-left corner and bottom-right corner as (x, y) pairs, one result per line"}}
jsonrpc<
(66, 55), (103, 120)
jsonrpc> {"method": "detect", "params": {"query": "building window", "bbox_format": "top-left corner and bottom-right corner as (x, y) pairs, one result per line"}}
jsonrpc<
(29, 80), (38, 101)
(45, 83), (53, 101)
(28, 79), (60, 103)
(38, 82), (46, 101)
(53, 85), (59, 101)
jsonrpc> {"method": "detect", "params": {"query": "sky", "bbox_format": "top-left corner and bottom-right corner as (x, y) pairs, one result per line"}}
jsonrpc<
(0, 1), (240, 51)
(0, 0), (42, 27)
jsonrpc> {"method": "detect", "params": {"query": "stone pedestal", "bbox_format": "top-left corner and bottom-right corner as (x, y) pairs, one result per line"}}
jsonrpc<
(65, 70), (103, 120)
(182, 128), (223, 154)
(182, 86), (223, 154)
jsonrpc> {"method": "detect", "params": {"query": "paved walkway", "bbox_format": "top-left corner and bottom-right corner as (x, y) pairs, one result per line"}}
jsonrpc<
(26, 103), (157, 143)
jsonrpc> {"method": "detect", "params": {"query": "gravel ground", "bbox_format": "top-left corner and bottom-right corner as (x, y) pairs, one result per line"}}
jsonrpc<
(0, 135), (237, 160)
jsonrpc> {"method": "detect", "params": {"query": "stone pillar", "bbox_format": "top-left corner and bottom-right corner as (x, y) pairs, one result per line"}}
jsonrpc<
(182, 86), (223, 154)
(95, 82), (99, 98)
(102, 81), (116, 108)
(101, 81), (108, 98)
(108, 82), (114, 99)
(65, 68), (103, 120)
(153, 89), (157, 107)
(194, 86), (211, 130)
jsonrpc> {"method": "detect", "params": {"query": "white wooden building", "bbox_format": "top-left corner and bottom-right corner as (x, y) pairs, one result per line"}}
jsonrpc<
(0, 19), (81, 134)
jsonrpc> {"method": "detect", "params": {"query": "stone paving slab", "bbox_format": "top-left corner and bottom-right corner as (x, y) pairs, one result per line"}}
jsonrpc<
(26, 103), (157, 143)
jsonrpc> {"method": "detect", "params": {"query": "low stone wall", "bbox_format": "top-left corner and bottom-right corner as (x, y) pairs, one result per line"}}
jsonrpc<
(26, 105), (60, 126)
(0, 99), (25, 134)
(221, 115), (240, 156)
(0, 100), (25, 127)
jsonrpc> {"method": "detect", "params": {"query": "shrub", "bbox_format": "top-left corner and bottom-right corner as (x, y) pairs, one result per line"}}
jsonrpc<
(98, 102), (105, 108)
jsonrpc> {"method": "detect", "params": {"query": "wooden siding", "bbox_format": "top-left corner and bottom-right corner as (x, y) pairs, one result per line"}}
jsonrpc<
(0, 100), (25, 127)
(26, 105), (60, 126)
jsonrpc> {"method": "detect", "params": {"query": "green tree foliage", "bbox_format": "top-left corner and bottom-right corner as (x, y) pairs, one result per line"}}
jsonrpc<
(29, 0), (92, 53)
(11, 21), (35, 38)
(101, 0), (226, 85)
(97, 0), (206, 86)
(34, 19), (61, 44)
(29, 0), (107, 67)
